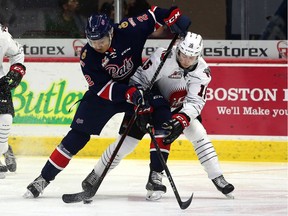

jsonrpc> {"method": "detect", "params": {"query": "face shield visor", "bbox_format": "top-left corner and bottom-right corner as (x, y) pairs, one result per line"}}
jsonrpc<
(86, 29), (113, 53)
(85, 14), (113, 52)
(177, 49), (199, 69)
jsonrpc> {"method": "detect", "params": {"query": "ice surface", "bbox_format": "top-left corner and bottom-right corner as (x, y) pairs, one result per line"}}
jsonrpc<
(0, 157), (287, 216)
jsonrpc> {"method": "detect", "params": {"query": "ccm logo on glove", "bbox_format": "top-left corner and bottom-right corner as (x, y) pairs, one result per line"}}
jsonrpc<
(6, 63), (26, 89)
(173, 113), (190, 128)
(10, 63), (26, 76)
(162, 112), (190, 144)
(164, 7), (182, 26)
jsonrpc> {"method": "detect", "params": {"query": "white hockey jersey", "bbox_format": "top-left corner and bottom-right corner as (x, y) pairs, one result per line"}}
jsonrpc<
(0, 25), (24, 79)
(130, 47), (211, 120)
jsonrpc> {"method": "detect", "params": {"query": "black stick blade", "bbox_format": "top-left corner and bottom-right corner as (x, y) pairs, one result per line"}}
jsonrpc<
(62, 190), (93, 203)
(180, 193), (193, 210)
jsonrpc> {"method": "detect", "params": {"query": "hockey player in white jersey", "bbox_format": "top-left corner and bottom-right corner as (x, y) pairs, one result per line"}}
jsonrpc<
(133, 32), (234, 200)
(0, 22), (26, 178)
(81, 32), (234, 200)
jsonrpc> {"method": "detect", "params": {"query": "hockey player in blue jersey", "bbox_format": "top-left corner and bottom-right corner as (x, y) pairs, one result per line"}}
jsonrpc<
(24, 5), (190, 198)
(82, 32), (234, 201)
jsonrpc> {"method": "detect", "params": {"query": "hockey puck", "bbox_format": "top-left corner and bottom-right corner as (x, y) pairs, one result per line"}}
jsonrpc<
(83, 199), (93, 204)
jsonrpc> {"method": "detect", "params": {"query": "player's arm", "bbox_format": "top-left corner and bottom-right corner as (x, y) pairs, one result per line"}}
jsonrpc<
(181, 66), (211, 119)
(2, 31), (26, 89)
(121, 6), (191, 39)
(162, 66), (212, 144)
(97, 78), (144, 106)
(81, 64), (144, 106)
(129, 48), (164, 89)
(150, 6), (191, 37)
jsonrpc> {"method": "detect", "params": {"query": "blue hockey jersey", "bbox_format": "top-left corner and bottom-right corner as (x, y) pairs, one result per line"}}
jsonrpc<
(79, 6), (173, 103)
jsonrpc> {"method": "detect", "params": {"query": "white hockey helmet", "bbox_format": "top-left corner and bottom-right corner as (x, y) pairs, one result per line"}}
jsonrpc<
(176, 32), (203, 66)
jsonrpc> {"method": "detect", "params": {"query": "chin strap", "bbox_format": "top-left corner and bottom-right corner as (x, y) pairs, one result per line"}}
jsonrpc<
(107, 28), (114, 48)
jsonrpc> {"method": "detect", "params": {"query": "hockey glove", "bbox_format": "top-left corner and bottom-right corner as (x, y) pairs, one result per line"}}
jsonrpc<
(136, 103), (153, 133)
(0, 76), (8, 86)
(162, 112), (190, 144)
(6, 63), (26, 89)
(125, 85), (144, 106)
(164, 7), (191, 37)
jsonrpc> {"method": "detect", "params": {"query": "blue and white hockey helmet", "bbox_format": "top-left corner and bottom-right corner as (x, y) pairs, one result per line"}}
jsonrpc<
(85, 13), (112, 40)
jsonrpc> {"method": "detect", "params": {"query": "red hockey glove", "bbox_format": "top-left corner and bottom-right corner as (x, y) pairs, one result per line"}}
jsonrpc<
(125, 85), (144, 106)
(164, 7), (191, 37)
(162, 112), (190, 144)
(6, 63), (26, 89)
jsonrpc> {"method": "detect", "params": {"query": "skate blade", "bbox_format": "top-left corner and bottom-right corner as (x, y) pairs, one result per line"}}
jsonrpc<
(23, 190), (35, 199)
(225, 192), (235, 199)
(146, 190), (165, 201)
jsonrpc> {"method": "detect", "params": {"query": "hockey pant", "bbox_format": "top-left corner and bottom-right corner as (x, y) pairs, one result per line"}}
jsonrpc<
(183, 119), (223, 179)
(0, 84), (14, 116)
(93, 135), (140, 174)
(0, 114), (12, 154)
(144, 92), (172, 172)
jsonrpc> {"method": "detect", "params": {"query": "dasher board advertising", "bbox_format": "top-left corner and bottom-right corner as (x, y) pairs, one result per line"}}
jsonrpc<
(17, 39), (287, 59)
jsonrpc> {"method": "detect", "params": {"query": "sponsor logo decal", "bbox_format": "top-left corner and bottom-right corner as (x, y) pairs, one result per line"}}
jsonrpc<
(277, 40), (288, 59)
(73, 39), (85, 57)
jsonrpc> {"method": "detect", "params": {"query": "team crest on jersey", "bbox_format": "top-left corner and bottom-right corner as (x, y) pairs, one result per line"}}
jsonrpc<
(81, 49), (87, 60)
(168, 71), (182, 79)
(105, 57), (134, 80)
(169, 90), (187, 108)
(203, 67), (211, 77)
(119, 21), (128, 29)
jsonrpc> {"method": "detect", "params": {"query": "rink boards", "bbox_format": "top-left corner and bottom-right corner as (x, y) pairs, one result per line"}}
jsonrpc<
(8, 135), (287, 162)
(4, 58), (287, 162)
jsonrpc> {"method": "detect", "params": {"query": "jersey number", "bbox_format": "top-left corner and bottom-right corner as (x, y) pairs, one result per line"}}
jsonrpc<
(198, 84), (208, 99)
(137, 14), (148, 22)
(142, 59), (152, 70)
(84, 75), (94, 86)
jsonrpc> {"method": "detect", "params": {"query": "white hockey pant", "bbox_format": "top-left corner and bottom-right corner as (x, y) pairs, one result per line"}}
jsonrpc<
(0, 114), (12, 154)
(94, 135), (139, 174)
(183, 119), (223, 179)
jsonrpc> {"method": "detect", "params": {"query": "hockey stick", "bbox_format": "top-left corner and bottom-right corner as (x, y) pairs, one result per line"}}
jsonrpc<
(146, 125), (193, 210)
(148, 34), (179, 90)
(62, 34), (179, 204)
(62, 108), (138, 203)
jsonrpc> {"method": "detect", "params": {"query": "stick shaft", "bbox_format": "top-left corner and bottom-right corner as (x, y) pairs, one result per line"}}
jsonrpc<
(147, 126), (193, 210)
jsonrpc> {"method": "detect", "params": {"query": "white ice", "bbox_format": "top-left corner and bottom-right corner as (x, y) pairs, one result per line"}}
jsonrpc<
(0, 157), (287, 216)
